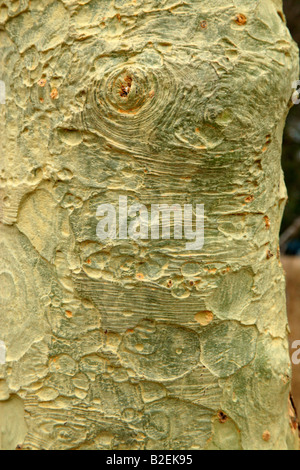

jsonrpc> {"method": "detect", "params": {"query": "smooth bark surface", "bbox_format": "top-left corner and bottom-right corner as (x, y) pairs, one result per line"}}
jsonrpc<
(0, 0), (299, 450)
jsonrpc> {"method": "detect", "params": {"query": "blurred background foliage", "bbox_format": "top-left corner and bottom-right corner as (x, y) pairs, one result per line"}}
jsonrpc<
(281, 0), (300, 254)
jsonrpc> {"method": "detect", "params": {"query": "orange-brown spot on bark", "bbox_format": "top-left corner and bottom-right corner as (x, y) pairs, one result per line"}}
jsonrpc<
(222, 267), (231, 274)
(65, 310), (73, 318)
(200, 20), (207, 29)
(116, 13), (121, 21)
(264, 216), (270, 229)
(149, 90), (155, 99)
(262, 430), (271, 442)
(87, 258), (92, 265)
(117, 108), (138, 115)
(119, 76), (132, 98)
(266, 135), (271, 145)
(205, 268), (217, 274)
(50, 88), (59, 100)
(266, 250), (274, 260)
(262, 136), (271, 152)
(218, 411), (228, 423)
(290, 419), (298, 431)
(235, 13), (247, 25)
(167, 280), (173, 288)
(195, 311), (214, 326)
(136, 273), (144, 280)
(38, 78), (47, 87)
(277, 246), (281, 259)
(189, 280), (194, 287)
(245, 195), (254, 203)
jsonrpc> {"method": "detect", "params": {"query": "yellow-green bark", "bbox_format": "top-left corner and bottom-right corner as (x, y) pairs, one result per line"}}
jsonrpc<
(0, 0), (299, 450)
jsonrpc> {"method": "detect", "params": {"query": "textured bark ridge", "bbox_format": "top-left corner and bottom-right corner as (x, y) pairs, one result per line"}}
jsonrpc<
(0, 0), (299, 450)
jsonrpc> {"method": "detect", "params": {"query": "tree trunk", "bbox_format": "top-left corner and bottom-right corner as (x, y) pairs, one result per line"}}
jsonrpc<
(0, 0), (298, 450)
